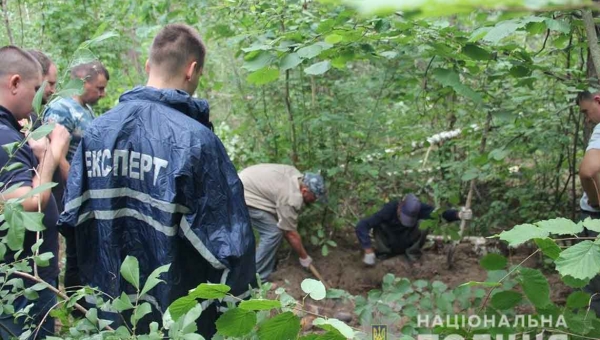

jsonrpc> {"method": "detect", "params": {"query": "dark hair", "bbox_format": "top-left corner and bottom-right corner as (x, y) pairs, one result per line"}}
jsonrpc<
(0, 45), (42, 79)
(70, 60), (110, 82)
(27, 49), (52, 76)
(149, 23), (206, 75)
(576, 90), (596, 105)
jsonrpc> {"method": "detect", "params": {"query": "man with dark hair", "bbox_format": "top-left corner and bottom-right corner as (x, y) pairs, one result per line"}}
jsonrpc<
(58, 24), (256, 337)
(43, 60), (109, 164)
(0, 45), (70, 339)
(575, 90), (600, 317)
(355, 193), (472, 265)
(42, 60), (109, 298)
(238, 164), (327, 282)
(26, 50), (57, 106)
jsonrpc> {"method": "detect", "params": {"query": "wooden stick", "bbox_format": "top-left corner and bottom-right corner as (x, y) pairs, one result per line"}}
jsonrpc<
(447, 112), (492, 269)
(308, 264), (330, 290)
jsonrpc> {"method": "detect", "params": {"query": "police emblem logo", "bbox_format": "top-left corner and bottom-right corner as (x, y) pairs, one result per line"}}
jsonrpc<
(372, 325), (387, 340)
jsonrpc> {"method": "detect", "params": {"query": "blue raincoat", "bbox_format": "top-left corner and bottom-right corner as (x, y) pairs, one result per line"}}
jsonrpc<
(58, 86), (257, 337)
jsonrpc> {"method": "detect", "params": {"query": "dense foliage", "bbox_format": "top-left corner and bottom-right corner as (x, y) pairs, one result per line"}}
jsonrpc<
(1, 0), (600, 339)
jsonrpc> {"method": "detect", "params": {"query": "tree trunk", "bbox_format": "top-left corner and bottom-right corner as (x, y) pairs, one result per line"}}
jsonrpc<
(1, 0), (14, 45)
(583, 9), (600, 83)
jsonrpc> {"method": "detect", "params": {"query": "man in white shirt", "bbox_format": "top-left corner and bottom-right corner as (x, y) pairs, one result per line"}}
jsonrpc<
(238, 164), (327, 282)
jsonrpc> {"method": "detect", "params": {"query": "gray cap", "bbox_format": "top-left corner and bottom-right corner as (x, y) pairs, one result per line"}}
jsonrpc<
(303, 172), (327, 203)
(399, 193), (421, 227)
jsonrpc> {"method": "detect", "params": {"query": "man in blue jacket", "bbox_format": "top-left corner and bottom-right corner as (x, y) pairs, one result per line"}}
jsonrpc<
(355, 193), (472, 265)
(58, 24), (256, 337)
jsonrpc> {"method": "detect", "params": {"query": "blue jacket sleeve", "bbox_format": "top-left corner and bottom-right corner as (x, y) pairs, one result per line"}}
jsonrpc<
(355, 201), (397, 249)
(418, 203), (459, 222)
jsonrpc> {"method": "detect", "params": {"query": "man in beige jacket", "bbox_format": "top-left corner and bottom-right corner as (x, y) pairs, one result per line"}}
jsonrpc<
(239, 163), (327, 282)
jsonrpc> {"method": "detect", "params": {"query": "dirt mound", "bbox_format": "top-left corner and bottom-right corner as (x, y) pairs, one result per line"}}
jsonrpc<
(267, 233), (572, 327)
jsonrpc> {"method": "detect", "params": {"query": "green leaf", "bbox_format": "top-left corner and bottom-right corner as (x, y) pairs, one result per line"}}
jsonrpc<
(34, 252), (54, 267)
(23, 288), (39, 300)
(301, 278), (327, 300)
(242, 51), (276, 72)
(247, 67), (280, 85)
(28, 123), (55, 141)
(491, 291), (522, 310)
(480, 253), (507, 270)
(132, 302), (152, 327)
(19, 182), (58, 200)
(583, 217), (600, 233)
(304, 61), (331, 75)
(432, 68), (482, 103)
(239, 299), (281, 311)
(497, 224), (548, 247)
(489, 148), (509, 161)
(312, 318), (355, 339)
(567, 291), (591, 309)
(519, 268), (551, 309)
(3, 162), (23, 172)
(509, 65), (531, 78)
(297, 43), (331, 59)
(462, 44), (491, 60)
(1, 141), (19, 155)
(6, 213), (25, 251)
(545, 18), (570, 33)
(534, 238), (561, 260)
(536, 218), (583, 235)
(562, 275), (590, 288)
(216, 308), (256, 337)
(190, 283), (230, 299)
(555, 241), (600, 280)
(120, 256), (140, 290)
(22, 211), (45, 232)
(113, 292), (135, 312)
(168, 296), (197, 320)
(140, 264), (171, 297)
(32, 82), (46, 115)
(257, 311), (300, 340)
(325, 34), (343, 44)
(55, 78), (84, 98)
(280, 53), (302, 71)
(82, 31), (119, 47)
(482, 21), (520, 44)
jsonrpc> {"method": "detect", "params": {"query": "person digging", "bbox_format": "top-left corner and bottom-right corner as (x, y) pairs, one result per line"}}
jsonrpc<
(355, 193), (473, 266)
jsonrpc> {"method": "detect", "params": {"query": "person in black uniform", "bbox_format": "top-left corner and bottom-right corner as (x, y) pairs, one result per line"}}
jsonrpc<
(355, 193), (472, 265)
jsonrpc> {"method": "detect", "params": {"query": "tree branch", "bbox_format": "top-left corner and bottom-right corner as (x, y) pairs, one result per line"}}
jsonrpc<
(12, 271), (115, 331)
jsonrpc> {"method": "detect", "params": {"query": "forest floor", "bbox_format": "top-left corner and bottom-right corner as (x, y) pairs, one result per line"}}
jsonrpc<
(265, 228), (573, 335)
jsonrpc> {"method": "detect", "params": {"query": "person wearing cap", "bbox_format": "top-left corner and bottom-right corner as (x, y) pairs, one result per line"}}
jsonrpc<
(238, 163), (327, 282)
(355, 193), (472, 266)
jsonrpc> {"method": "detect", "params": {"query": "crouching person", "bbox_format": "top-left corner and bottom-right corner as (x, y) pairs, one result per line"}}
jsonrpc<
(355, 193), (472, 266)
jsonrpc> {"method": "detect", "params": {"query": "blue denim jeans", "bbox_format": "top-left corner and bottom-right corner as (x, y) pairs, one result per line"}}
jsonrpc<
(579, 211), (600, 317)
(248, 207), (283, 282)
(0, 279), (57, 339)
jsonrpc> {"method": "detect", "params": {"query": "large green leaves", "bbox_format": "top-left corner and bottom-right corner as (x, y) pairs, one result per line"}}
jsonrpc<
(432, 68), (482, 104)
(497, 224), (548, 247)
(257, 311), (301, 340)
(555, 241), (600, 280)
(301, 279), (327, 300)
(305, 61), (332, 75)
(120, 256), (140, 290)
(519, 268), (551, 309)
(216, 308), (256, 337)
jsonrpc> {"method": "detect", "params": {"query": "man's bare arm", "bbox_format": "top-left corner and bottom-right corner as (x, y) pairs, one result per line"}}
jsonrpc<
(579, 149), (600, 207)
